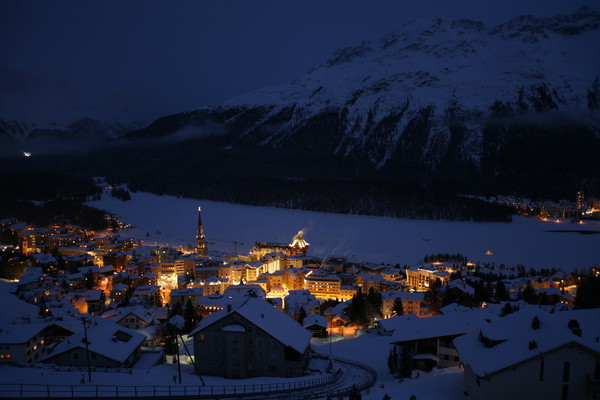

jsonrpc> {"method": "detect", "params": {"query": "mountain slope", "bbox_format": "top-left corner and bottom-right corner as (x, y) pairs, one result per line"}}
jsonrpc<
(221, 7), (600, 166)
(3, 8), (600, 205)
(116, 7), (600, 200)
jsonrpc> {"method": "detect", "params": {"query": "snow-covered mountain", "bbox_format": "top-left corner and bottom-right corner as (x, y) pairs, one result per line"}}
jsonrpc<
(218, 7), (600, 166)
(0, 117), (148, 158)
(3, 8), (600, 200)
(121, 8), (600, 175)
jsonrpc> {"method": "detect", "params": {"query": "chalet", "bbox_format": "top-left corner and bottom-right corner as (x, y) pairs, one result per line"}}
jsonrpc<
(189, 294), (312, 379)
(303, 314), (328, 338)
(42, 319), (145, 368)
(374, 313), (420, 336)
(537, 287), (575, 306)
(0, 322), (48, 363)
(454, 308), (600, 400)
(103, 306), (155, 330)
(390, 310), (492, 373)
(110, 282), (130, 303)
(130, 284), (161, 306)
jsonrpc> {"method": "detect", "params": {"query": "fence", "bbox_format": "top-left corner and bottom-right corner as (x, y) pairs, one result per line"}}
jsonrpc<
(0, 370), (341, 399)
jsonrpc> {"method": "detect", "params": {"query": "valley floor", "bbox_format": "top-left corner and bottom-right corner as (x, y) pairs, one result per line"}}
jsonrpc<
(88, 190), (600, 272)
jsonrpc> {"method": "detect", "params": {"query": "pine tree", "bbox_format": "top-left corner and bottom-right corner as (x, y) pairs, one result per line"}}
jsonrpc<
(297, 306), (307, 326)
(348, 291), (368, 327)
(522, 284), (538, 304)
(184, 299), (197, 333)
(387, 346), (398, 373)
(366, 287), (383, 321)
(499, 302), (519, 317)
(349, 385), (362, 400)
(392, 298), (404, 317)
(495, 280), (508, 301)
(398, 347), (412, 378)
(424, 278), (443, 314)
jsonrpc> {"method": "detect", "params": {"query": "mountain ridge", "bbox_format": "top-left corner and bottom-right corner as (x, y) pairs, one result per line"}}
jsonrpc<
(2, 7), (600, 202)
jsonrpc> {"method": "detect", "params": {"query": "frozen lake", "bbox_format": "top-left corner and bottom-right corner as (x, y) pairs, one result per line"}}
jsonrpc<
(88, 191), (600, 272)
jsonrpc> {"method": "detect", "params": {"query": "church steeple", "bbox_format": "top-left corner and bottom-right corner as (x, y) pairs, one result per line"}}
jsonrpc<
(196, 206), (207, 256)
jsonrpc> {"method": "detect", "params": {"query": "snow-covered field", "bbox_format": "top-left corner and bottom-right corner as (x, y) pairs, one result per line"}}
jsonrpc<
(88, 191), (599, 272)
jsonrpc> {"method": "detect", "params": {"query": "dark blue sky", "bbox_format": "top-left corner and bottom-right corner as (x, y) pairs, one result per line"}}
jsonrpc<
(0, 0), (593, 123)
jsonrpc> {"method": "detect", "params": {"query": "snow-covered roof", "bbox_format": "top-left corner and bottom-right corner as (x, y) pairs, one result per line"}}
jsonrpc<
(454, 308), (600, 378)
(32, 253), (57, 265)
(189, 296), (311, 354)
(17, 267), (44, 286)
(303, 314), (328, 328)
(440, 303), (473, 315)
(0, 280), (39, 320)
(390, 310), (492, 343)
(111, 283), (129, 292)
(84, 290), (103, 302)
(42, 318), (145, 363)
(106, 306), (154, 324)
(132, 285), (160, 296)
(222, 284), (265, 299)
(447, 279), (475, 295)
(536, 287), (575, 302)
(98, 265), (115, 274)
(284, 290), (319, 313)
(376, 313), (420, 333)
(170, 288), (204, 297)
(0, 322), (47, 344)
(381, 291), (424, 302)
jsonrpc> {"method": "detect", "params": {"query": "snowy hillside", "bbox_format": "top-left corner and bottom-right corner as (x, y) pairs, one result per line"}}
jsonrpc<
(112, 7), (600, 203)
(223, 7), (600, 166)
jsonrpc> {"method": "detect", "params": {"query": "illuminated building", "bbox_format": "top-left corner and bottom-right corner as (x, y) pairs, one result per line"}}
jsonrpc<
(406, 266), (451, 291)
(304, 273), (341, 300)
(0, 323), (48, 364)
(196, 206), (207, 256)
(576, 191), (586, 209)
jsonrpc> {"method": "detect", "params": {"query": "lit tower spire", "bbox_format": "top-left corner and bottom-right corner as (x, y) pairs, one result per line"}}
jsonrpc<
(196, 206), (207, 256)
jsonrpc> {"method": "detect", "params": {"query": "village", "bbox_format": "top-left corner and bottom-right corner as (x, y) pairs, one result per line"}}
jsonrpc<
(0, 204), (599, 400)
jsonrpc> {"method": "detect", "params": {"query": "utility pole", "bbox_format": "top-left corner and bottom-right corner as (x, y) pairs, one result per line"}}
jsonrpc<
(81, 317), (92, 383)
(326, 314), (333, 373)
(173, 325), (182, 384)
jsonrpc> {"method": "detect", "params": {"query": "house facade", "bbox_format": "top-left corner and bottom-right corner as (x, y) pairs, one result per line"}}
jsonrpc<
(0, 323), (48, 364)
(189, 295), (311, 379)
(42, 321), (145, 368)
(463, 343), (600, 400)
(454, 309), (600, 400)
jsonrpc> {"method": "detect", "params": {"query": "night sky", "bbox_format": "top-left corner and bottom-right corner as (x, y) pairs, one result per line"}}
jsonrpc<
(0, 0), (593, 123)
